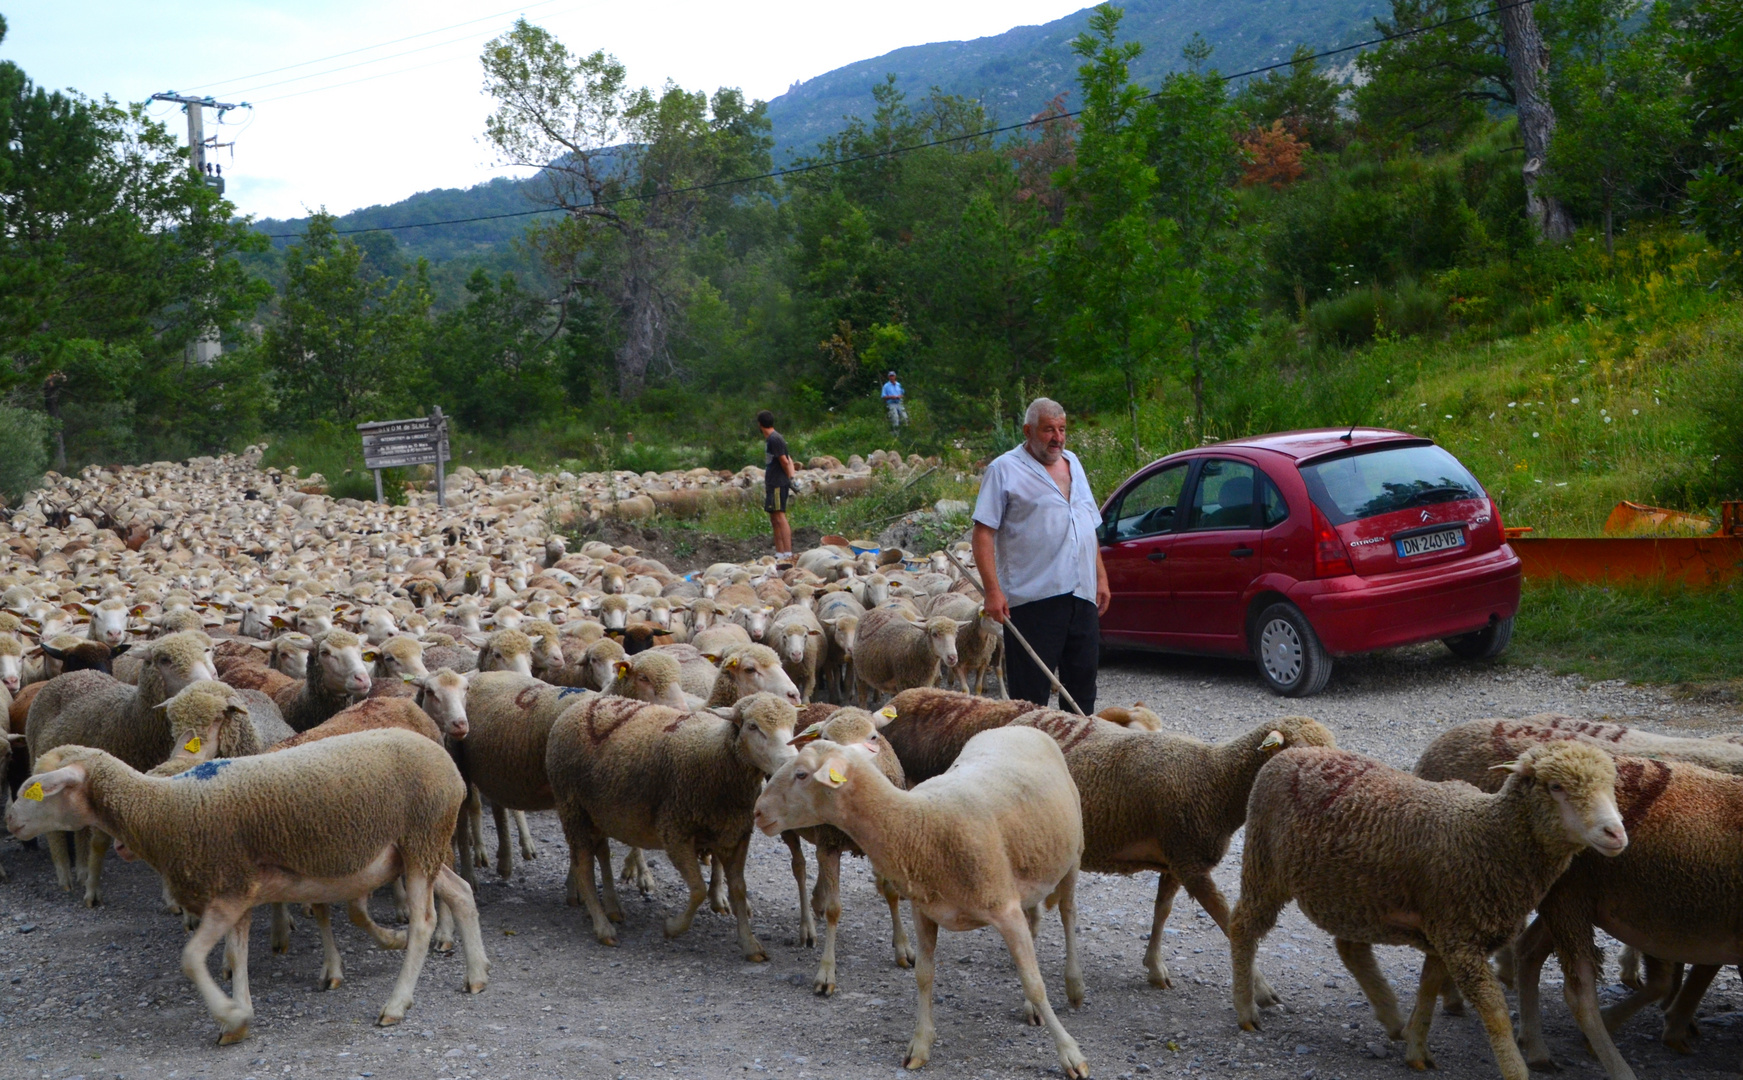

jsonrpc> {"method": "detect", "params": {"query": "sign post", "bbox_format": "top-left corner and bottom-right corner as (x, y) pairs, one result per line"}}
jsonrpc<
(357, 408), (451, 507)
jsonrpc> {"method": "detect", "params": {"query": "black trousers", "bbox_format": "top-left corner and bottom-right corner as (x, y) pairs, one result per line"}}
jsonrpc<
(1004, 593), (1099, 713)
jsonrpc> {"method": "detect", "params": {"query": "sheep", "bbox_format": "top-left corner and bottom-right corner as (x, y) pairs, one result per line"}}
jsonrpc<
(608, 651), (693, 710)
(576, 636), (627, 691)
(925, 592), (1003, 695)
(1416, 714), (1743, 781)
(703, 643), (802, 708)
(729, 604), (775, 643)
(76, 596), (140, 647)
(455, 672), (596, 884)
(879, 688), (1172, 783)
(691, 620), (752, 657)
(24, 631), (218, 904)
(366, 635), (429, 698)
(754, 726), (1089, 1077)
(852, 607), (963, 705)
(777, 707), (913, 995)
(5, 730), (488, 1043)
(649, 643), (717, 700)
(767, 604), (827, 704)
(1493, 756), (1743, 1080)
(1006, 709), (1336, 994)
(546, 693), (798, 958)
(475, 628), (534, 676)
(277, 629), (374, 733)
(1228, 743), (1627, 1080)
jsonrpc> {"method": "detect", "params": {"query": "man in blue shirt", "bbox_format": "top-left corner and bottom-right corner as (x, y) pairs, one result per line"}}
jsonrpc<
(881, 371), (908, 429)
(971, 397), (1109, 710)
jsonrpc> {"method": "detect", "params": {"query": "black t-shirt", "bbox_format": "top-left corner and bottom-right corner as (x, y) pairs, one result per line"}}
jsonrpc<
(764, 431), (790, 487)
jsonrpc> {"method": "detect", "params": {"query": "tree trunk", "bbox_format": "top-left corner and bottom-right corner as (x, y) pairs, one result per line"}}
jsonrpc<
(1190, 337), (1205, 439)
(1497, 3), (1575, 241)
(43, 373), (66, 472)
(615, 271), (661, 400)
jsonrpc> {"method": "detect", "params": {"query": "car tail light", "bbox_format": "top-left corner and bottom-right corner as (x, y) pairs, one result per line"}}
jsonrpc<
(1312, 504), (1353, 578)
(1490, 498), (1505, 534)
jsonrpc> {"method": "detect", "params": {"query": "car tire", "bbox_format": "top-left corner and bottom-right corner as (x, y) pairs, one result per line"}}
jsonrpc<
(1443, 615), (1514, 660)
(1252, 602), (1333, 698)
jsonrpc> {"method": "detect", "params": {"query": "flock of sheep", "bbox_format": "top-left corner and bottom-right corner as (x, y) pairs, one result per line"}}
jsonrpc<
(0, 450), (1738, 1080)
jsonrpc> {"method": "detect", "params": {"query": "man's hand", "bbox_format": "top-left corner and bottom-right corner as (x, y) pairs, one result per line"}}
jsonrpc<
(1095, 578), (1111, 616)
(983, 585), (1010, 624)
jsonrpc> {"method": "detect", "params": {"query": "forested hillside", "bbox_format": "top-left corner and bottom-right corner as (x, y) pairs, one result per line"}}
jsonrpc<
(1, 0), (1739, 538)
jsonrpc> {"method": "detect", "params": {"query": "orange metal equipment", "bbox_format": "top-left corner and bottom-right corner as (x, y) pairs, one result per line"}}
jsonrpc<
(1722, 501), (1743, 537)
(1602, 500), (1715, 536)
(1512, 536), (1743, 589)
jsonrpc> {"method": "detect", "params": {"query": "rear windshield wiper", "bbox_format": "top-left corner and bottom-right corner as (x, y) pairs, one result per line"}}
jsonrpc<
(1405, 485), (1472, 507)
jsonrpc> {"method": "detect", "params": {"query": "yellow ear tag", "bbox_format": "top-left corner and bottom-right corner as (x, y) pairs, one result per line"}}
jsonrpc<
(879, 706), (897, 719)
(184, 735), (202, 754)
(21, 781), (43, 802)
(827, 767), (845, 784)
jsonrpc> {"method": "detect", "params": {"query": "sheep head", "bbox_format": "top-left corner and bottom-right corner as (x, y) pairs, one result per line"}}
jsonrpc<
(613, 652), (688, 710)
(412, 668), (471, 739)
(159, 679), (248, 767)
(375, 635), (429, 681)
(1498, 741), (1627, 857)
(718, 645), (801, 706)
(6, 745), (109, 841)
(754, 737), (873, 835)
(312, 629), (372, 699)
(144, 632), (218, 697)
(724, 692), (798, 777)
(924, 617), (964, 670)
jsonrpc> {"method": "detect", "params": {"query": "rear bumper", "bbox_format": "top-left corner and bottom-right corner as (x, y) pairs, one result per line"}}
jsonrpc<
(1290, 545), (1522, 656)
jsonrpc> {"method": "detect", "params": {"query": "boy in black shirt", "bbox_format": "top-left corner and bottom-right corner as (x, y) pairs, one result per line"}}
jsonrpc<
(757, 410), (795, 561)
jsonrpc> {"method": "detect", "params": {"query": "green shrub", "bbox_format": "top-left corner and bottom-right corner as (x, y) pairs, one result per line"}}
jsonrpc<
(0, 405), (50, 505)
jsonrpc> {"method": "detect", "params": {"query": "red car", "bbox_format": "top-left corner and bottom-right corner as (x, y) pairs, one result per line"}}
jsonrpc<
(1097, 428), (1521, 696)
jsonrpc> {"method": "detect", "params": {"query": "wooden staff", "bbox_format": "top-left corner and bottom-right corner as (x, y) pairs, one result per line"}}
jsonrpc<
(940, 545), (1083, 715)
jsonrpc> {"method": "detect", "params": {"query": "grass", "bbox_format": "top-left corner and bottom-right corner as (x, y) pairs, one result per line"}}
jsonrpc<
(1510, 580), (1743, 687)
(643, 466), (981, 544)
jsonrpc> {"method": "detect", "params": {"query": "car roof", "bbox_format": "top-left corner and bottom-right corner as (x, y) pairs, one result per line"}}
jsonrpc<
(1174, 428), (1430, 464)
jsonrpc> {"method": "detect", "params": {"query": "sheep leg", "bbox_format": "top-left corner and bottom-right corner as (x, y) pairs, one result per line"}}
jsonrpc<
(347, 897), (407, 949)
(660, 838), (710, 942)
(723, 837), (767, 962)
(72, 826), (89, 883)
(595, 845), (625, 923)
(904, 906), (940, 1070)
(311, 903), (345, 990)
(1183, 872), (1278, 1007)
(1443, 945), (1540, 1080)
(562, 818), (618, 946)
(433, 865), (489, 994)
(619, 846), (655, 896)
(269, 902), (292, 954)
(434, 897), (456, 953)
(1228, 889), (1283, 1031)
(992, 900), (1090, 1079)
(708, 852), (730, 914)
(492, 802), (514, 879)
(1335, 939), (1406, 1039)
(181, 894), (253, 1044)
(1402, 951), (1448, 1070)
(781, 831), (815, 948)
(453, 813), (477, 891)
(811, 846), (841, 994)
(391, 879), (409, 922)
(879, 874), (916, 968)
(1554, 940), (1639, 1080)
(1512, 916), (1559, 1071)
(1144, 872), (1181, 988)
(467, 786), (487, 868)
(377, 868), (437, 1026)
(1057, 868), (1085, 1010)
(1598, 953), (1678, 1039)
(513, 810), (537, 861)
(1617, 945), (1644, 990)
(47, 830), (73, 891)
(1657, 963), (1718, 1053)
(227, 910), (254, 1018)
(82, 828), (108, 907)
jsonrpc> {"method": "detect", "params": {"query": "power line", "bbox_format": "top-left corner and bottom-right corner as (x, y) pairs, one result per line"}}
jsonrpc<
(249, 52), (478, 105)
(258, 0), (1539, 240)
(179, 0), (568, 94)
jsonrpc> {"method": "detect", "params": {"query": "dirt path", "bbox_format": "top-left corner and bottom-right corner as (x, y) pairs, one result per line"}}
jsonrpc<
(3, 648), (1738, 1080)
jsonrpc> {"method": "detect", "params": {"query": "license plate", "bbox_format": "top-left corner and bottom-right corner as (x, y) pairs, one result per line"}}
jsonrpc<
(1395, 527), (1465, 558)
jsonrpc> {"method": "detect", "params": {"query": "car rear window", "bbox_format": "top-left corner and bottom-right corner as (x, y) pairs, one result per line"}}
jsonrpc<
(1298, 445), (1486, 525)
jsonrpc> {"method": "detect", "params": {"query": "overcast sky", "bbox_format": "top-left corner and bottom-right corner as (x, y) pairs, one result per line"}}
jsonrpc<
(6, 2), (1091, 221)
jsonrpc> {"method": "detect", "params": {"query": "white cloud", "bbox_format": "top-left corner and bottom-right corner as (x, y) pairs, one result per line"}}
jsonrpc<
(6, 1), (1090, 220)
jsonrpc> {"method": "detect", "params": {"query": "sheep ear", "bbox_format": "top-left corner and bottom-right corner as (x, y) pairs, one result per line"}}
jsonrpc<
(614, 660), (631, 678)
(270, 615), (292, 628)
(21, 765), (81, 800)
(400, 672), (419, 684)
(150, 701), (170, 713)
(1259, 730), (1285, 752)
(875, 705), (897, 728)
(701, 653), (720, 664)
(1491, 759), (1527, 776)
(110, 643), (131, 657)
(361, 649), (378, 662)
(245, 639), (273, 652)
(788, 722), (824, 748)
(723, 656), (740, 670)
(5, 732), (26, 750)
(41, 645), (67, 662)
(815, 754), (849, 788)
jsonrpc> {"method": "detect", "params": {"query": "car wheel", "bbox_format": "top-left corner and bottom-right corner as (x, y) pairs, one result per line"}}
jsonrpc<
(1443, 615), (1515, 660)
(1252, 602), (1333, 697)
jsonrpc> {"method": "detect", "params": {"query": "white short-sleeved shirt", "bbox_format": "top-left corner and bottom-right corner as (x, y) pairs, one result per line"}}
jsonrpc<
(972, 445), (1101, 609)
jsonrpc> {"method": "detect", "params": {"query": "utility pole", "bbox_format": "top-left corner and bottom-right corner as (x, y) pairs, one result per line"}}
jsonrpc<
(149, 92), (246, 364)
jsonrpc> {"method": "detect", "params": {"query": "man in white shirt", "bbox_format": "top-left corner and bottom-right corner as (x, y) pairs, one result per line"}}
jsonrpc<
(971, 397), (1110, 710)
(881, 371), (908, 429)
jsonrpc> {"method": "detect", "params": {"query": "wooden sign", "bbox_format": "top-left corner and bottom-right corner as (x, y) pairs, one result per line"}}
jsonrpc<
(356, 407), (449, 506)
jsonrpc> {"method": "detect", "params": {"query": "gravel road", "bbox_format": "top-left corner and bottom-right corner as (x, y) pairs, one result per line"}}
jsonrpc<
(3, 648), (1739, 1080)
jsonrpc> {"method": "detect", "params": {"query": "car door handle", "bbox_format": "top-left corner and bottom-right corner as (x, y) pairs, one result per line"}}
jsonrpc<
(1146, 551), (1167, 562)
(1230, 547), (1255, 558)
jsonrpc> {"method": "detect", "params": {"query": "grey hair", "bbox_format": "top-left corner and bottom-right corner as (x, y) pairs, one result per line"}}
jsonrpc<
(1023, 397), (1066, 427)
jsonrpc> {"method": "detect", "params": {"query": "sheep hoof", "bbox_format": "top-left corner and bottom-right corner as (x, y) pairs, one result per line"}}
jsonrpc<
(903, 1040), (932, 1070)
(813, 977), (836, 996)
(1060, 1050), (1091, 1080)
(1147, 969), (1175, 990)
(322, 976), (343, 991)
(1406, 1055), (1436, 1071)
(1526, 1056), (1562, 1073)
(1024, 1000), (1042, 1026)
(1239, 1019), (1262, 1033)
(216, 1022), (250, 1045)
(745, 949), (769, 963)
(895, 950), (914, 970)
(83, 894), (101, 909)
(1663, 1031), (1698, 1055)
(594, 932), (619, 947)
(433, 937), (455, 954)
(465, 979), (488, 994)
(377, 1012), (404, 1027)
(1440, 998), (1464, 1017)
